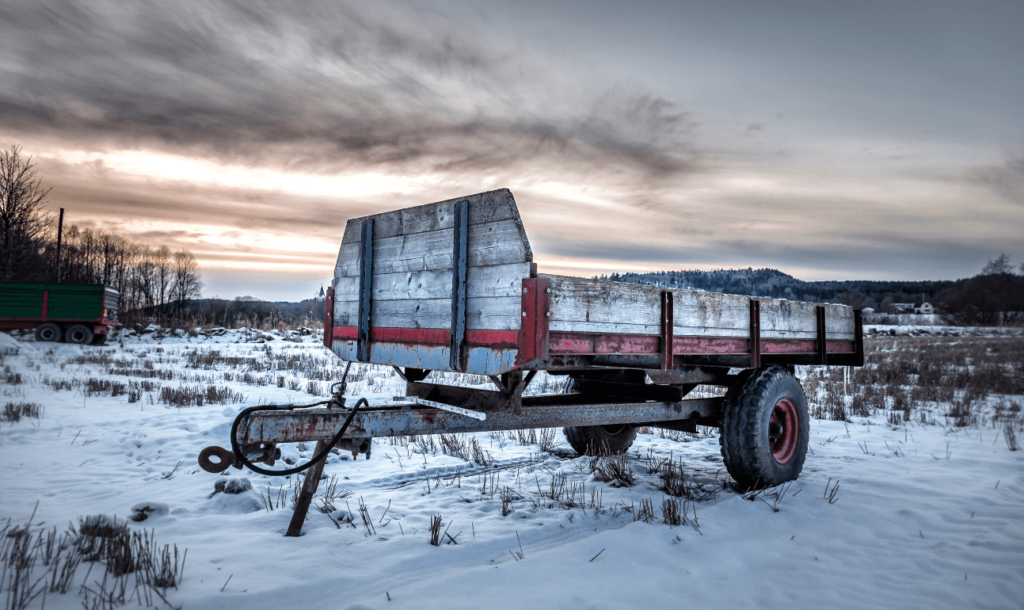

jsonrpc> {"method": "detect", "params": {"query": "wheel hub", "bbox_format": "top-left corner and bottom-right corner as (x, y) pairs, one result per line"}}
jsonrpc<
(769, 398), (799, 464)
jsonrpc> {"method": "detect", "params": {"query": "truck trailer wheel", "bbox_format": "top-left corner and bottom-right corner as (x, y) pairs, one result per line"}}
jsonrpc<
(35, 323), (62, 342)
(65, 324), (94, 345)
(563, 424), (638, 456)
(720, 366), (809, 490)
(90, 334), (108, 346)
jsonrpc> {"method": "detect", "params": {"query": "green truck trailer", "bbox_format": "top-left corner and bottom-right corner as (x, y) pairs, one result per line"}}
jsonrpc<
(0, 283), (119, 345)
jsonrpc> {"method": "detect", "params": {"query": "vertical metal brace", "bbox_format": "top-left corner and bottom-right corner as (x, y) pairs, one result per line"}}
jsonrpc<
(660, 290), (674, 370)
(816, 305), (828, 365)
(450, 201), (469, 371)
(356, 219), (374, 362)
(41, 290), (49, 321)
(514, 277), (550, 366)
(749, 299), (761, 369)
(853, 309), (864, 366)
(323, 287), (334, 348)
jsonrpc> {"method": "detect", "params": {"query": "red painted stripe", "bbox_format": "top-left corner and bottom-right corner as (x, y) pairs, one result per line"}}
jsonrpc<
(825, 340), (856, 354)
(375, 327), (449, 344)
(333, 326), (358, 341)
(761, 340), (816, 354)
(552, 332), (748, 356)
(41, 290), (48, 321)
(331, 326), (857, 356)
(549, 333), (594, 354)
(467, 329), (519, 347)
(674, 336), (748, 355)
(597, 334), (659, 354)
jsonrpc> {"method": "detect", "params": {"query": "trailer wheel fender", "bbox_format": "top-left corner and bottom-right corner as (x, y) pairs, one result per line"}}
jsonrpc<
(65, 324), (94, 345)
(720, 366), (809, 490)
(35, 323), (62, 342)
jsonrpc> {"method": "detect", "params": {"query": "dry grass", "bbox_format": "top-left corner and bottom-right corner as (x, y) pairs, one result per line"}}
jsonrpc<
(803, 335), (1024, 433)
(0, 511), (185, 610)
(1, 401), (42, 423)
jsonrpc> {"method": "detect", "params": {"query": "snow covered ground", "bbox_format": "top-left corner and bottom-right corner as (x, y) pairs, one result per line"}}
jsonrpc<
(1, 328), (1022, 610)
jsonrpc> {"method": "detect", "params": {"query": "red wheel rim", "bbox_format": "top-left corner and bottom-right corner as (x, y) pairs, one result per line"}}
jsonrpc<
(769, 398), (799, 464)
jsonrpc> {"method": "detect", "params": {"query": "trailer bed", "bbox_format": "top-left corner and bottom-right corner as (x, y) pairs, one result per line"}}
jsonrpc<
(326, 189), (861, 375)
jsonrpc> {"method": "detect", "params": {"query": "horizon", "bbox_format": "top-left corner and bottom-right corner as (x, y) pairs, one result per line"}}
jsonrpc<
(2, 1), (1022, 301)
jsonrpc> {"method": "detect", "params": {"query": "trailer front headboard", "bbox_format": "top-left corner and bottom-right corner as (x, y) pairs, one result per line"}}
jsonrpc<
(330, 188), (534, 375)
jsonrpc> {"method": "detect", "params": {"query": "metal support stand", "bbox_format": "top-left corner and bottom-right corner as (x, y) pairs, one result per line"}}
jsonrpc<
(285, 439), (328, 537)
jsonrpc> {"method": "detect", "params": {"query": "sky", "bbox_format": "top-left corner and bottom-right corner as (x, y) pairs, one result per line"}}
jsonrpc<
(1, 0), (1022, 301)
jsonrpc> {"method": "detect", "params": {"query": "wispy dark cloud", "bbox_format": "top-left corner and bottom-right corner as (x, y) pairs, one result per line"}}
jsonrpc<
(967, 154), (1024, 205)
(0, 0), (697, 180)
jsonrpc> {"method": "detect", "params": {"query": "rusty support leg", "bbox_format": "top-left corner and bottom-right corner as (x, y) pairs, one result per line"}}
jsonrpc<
(285, 440), (328, 537)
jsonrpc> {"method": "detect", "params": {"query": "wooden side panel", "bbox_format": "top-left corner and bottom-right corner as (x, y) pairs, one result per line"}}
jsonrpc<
(334, 297), (520, 331)
(333, 263), (531, 301)
(542, 275), (856, 340)
(334, 219), (529, 276)
(331, 189), (531, 346)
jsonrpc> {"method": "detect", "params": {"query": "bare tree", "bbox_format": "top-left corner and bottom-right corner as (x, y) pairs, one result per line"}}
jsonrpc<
(0, 146), (52, 281)
(171, 249), (203, 322)
(982, 253), (1014, 275)
(155, 245), (172, 317)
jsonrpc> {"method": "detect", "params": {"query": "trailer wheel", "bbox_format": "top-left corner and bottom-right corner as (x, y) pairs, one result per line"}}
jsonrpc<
(90, 334), (108, 346)
(34, 323), (62, 342)
(563, 424), (638, 456)
(720, 366), (809, 490)
(65, 324), (94, 345)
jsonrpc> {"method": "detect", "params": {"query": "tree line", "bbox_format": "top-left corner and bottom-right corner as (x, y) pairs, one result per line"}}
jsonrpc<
(0, 145), (202, 326)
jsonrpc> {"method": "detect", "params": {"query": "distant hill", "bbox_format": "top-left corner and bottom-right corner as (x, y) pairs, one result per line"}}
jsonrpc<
(599, 268), (958, 310)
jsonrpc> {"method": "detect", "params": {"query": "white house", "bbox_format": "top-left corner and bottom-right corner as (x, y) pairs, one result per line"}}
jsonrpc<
(914, 302), (934, 315)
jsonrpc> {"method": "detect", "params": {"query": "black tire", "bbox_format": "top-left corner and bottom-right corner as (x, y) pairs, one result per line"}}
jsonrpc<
(65, 324), (94, 345)
(90, 334), (108, 346)
(563, 424), (638, 456)
(34, 323), (62, 342)
(720, 366), (809, 490)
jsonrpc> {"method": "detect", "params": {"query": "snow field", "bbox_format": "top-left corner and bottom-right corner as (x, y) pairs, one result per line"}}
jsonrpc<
(1, 329), (1022, 610)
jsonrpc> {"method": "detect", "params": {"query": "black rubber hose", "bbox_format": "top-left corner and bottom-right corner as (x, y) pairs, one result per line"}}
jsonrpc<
(230, 397), (367, 477)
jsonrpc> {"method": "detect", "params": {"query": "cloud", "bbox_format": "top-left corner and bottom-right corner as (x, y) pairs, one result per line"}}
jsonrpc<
(967, 154), (1024, 204)
(0, 0), (699, 181)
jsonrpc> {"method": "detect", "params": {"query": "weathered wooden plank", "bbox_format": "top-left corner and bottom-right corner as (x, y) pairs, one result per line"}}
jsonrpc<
(339, 189), (530, 255)
(334, 262), (531, 302)
(334, 219), (529, 276)
(334, 296), (521, 331)
(542, 275), (856, 340)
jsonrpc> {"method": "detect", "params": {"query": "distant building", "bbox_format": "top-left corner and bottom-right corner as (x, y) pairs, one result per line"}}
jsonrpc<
(914, 302), (934, 315)
(862, 307), (875, 315)
(891, 303), (916, 314)
(316, 286), (326, 302)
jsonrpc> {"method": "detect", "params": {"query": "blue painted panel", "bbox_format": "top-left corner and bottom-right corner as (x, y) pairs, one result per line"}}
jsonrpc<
(331, 339), (518, 375)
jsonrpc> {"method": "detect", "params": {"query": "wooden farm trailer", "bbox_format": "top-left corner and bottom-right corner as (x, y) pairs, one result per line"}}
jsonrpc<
(0, 282), (119, 345)
(198, 188), (863, 534)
